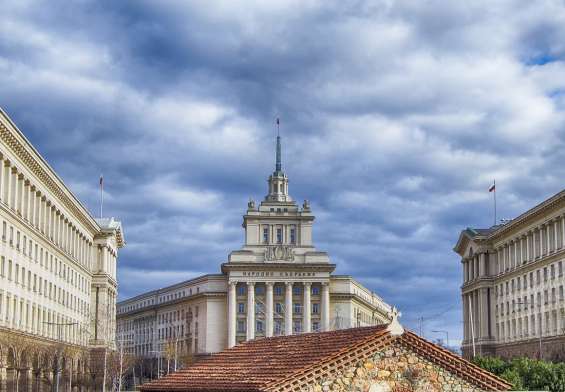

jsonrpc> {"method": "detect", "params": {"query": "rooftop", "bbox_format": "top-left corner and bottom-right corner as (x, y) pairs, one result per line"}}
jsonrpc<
(139, 325), (510, 392)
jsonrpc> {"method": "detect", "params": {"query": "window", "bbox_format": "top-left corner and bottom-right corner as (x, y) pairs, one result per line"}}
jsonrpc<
(544, 267), (548, 282)
(237, 285), (245, 296)
(293, 286), (301, 296)
(312, 322), (320, 332)
(293, 303), (302, 314)
(274, 320), (282, 335)
(256, 320), (263, 332)
(263, 227), (269, 244)
(238, 303), (245, 313)
(312, 303), (319, 314)
(255, 286), (265, 295)
(274, 286), (283, 296)
(290, 227), (296, 244)
(293, 320), (302, 333)
(312, 286), (320, 295)
(277, 228), (282, 244)
(237, 320), (245, 333)
(551, 264), (556, 279)
(275, 303), (283, 314)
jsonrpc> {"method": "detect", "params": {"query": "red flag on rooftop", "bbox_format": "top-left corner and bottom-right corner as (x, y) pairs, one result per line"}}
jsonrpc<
(489, 182), (495, 192)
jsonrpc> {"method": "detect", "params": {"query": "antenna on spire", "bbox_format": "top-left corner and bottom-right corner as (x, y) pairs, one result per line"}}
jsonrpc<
(275, 118), (282, 172)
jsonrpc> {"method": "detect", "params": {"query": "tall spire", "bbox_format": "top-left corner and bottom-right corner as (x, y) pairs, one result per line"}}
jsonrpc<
(265, 117), (291, 202)
(276, 118), (282, 172)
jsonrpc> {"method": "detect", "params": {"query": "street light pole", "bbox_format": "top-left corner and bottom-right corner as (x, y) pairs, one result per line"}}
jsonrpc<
(42, 321), (78, 392)
(431, 330), (449, 349)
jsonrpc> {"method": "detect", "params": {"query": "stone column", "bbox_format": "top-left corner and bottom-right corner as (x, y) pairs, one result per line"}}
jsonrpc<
(562, 215), (565, 250)
(285, 282), (293, 336)
(321, 282), (330, 332)
(479, 253), (485, 276)
(545, 221), (551, 255)
(246, 282), (255, 341)
(303, 282), (311, 333)
(0, 366), (6, 392)
(228, 282), (236, 347)
(554, 220), (559, 250)
(265, 282), (274, 338)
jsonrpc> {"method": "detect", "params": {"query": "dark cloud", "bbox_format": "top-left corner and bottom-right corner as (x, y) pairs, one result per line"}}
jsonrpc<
(2, 0), (565, 345)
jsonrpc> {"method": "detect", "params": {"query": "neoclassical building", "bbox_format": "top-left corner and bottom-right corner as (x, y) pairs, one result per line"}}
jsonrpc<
(0, 108), (125, 391)
(455, 189), (565, 360)
(117, 133), (391, 362)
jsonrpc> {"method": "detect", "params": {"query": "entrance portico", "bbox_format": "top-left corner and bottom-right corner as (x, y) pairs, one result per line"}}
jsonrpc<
(223, 264), (335, 347)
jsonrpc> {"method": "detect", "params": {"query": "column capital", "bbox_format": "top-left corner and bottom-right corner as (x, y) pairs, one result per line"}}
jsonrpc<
(229, 281), (238, 287)
(321, 281), (329, 287)
(265, 281), (275, 287)
(285, 281), (294, 288)
(303, 282), (312, 288)
(247, 281), (255, 287)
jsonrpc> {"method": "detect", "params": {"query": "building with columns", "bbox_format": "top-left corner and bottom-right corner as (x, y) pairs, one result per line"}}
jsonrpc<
(117, 132), (391, 362)
(0, 108), (125, 391)
(455, 189), (565, 360)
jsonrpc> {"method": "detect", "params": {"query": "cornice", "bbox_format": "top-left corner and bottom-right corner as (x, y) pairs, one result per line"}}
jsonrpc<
(221, 262), (337, 274)
(117, 291), (227, 318)
(488, 190), (565, 241)
(0, 109), (100, 234)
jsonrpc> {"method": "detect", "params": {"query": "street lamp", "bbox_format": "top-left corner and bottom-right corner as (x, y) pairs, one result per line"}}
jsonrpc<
(431, 330), (449, 349)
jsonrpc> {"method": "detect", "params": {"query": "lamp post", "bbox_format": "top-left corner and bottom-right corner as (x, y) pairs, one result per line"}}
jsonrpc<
(431, 330), (449, 349)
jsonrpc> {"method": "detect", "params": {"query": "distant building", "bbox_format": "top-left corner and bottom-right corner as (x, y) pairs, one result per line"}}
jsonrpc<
(117, 132), (392, 363)
(138, 318), (511, 392)
(455, 190), (565, 360)
(0, 108), (125, 390)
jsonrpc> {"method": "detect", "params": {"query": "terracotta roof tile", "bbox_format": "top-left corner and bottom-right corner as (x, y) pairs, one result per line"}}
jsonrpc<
(139, 325), (511, 392)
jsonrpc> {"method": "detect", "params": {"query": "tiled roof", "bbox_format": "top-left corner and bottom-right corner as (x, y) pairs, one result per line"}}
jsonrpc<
(139, 325), (511, 392)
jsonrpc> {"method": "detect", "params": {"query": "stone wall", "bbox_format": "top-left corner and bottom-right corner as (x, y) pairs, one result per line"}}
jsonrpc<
(494, 335), (565, 361)
(308, 342), (483, 392)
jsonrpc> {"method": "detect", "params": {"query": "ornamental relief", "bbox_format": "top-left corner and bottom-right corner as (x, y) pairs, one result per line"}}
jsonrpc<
(264, 245), (295, 262)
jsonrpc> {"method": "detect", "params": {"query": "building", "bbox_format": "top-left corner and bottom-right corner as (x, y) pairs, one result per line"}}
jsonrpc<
(0, 108), (125, 391)
(117, 132), (392, 365)
(139, 314), (511, 392)
(455, 190), (565, 360)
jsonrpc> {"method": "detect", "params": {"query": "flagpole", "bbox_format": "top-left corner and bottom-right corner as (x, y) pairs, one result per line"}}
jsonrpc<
(493, 179), (496, 226)
(100, 175), (104, 219)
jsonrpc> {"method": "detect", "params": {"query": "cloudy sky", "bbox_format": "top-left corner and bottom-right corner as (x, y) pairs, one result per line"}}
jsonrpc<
(2, 0), (565, 345)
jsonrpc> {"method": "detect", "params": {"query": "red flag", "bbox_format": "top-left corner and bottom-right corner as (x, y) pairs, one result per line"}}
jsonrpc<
(489, 183), (495, 192)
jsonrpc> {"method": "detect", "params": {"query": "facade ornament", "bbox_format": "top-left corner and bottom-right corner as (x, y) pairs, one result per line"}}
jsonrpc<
(386, 306), (404, 336)
(247, 198), (256, 210)
(264, 245), (295, 262)
(303, 199), (310, 211)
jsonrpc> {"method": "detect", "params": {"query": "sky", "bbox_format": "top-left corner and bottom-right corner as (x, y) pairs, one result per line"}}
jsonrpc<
(1, 0), (565, 346)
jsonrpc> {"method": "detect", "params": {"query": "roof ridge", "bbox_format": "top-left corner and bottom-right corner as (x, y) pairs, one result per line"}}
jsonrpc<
(400, 331), (511, 390)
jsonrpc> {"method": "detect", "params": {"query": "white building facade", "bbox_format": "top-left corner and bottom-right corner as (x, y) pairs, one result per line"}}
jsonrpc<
(117, 133), (391, 360)
(455, 190), (565, 360)
(0, 108), (125, 390)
